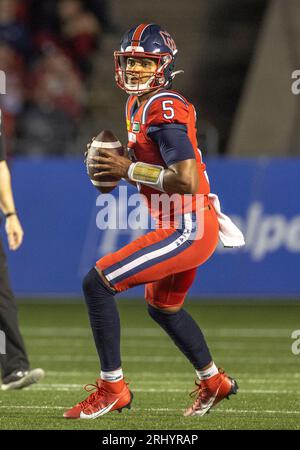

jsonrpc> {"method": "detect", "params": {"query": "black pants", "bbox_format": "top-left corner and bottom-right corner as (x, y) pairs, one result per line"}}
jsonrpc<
(0, 238), (29, 381)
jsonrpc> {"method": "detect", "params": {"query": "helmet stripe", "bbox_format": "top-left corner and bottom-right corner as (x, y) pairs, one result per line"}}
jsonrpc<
(131, 23), (151, 47)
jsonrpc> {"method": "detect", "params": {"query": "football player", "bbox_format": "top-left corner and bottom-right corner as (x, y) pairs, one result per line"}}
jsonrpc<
(64, 23), (239, 419)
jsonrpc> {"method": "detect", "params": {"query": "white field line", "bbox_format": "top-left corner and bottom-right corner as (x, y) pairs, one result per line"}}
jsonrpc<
(136, 408), (300, 415)
(10, 384), (300, 395)
(25, 340), (291, 351)
(30, 355), (299, 364)
(41, 373), (300, 385)
(21, 327), (295, 338)
(0, 405), (299, 416)
(0, 405), (66, 410)
(42, 370), (98, 377)
(44, 370), (300, 380)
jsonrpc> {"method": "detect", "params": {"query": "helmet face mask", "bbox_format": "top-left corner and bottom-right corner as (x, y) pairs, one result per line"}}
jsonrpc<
(114, 51), (173, 95)
(114, 24), (178, 96)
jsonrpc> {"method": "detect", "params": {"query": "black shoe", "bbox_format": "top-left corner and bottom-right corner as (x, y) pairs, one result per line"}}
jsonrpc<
(1, 368), (45, 391)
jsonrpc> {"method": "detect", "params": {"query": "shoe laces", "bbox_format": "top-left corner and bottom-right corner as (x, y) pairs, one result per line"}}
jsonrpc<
(189, 380), (208, 409)
(79, 381), (108, 409)
(189, 368), (225, 409)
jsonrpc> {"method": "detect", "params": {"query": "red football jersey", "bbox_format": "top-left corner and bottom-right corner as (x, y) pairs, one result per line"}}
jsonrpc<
(125, 89), (210, 224)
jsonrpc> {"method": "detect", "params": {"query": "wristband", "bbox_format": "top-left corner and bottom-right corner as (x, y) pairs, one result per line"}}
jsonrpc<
(5, 212), (17, 218)
(128, 162), (165, 191)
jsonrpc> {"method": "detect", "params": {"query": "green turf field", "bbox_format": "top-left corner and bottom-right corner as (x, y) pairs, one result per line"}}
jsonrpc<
(0, 299), (299, 430)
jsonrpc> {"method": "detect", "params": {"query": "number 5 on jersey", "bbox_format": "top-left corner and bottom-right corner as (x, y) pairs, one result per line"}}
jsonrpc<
(162, 100), (174, 119)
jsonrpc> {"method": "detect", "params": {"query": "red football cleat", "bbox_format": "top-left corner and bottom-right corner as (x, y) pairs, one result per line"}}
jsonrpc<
(63, 378), (133, 419)
(184, 368), (238, 417)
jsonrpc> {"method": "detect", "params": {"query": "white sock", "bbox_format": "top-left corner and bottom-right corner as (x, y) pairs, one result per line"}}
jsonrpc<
(101, 368), (123, 383)
(196, 362), (219, 381)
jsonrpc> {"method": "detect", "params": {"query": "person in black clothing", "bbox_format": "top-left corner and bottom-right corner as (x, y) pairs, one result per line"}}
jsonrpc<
(0, 111), (44, 390)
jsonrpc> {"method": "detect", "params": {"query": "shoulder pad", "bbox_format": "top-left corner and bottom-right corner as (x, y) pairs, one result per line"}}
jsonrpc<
(142, 91), (189, 125)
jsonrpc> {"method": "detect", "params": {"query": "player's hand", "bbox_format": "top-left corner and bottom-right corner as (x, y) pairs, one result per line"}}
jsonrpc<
(84, 136), (96, 164)
(89, 149), (132, 179)
(5, 215), (24, 251)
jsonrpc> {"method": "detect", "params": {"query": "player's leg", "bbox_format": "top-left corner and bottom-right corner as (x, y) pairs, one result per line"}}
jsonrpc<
(89, 216), (209, 386)
(0, 239), (44, 390)
(146, 271), (238, 416)
(146, 269), (213, 371)
(64, 225), (182, 419)
(63, 267), (132, 419)
(95, 209), (216, 381)
(64, 209), (219, 418)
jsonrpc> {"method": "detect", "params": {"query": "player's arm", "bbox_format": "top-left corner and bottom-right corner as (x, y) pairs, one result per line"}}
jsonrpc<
(0, 160), (16, 214)
(90, 100), (199, 193)
(122, 147), (137, 187)
(150, 122), (199, 194)
(91, 143), (199, 194)
(0, 111), (24, 250)
(128, 122), (199, 194)
(162, 158), (199, 194)
(127, 149), (198, 195)
(128, 97), (199, 194)
(0, 160), (24, 250)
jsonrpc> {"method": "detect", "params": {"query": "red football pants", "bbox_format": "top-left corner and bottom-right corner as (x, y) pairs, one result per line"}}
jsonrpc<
(96, 206), (219, 309)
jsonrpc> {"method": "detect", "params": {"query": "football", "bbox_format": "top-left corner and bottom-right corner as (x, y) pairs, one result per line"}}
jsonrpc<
(87, 130), (124, 193)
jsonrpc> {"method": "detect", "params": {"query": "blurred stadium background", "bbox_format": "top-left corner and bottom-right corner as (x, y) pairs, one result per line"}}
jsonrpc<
(1, 0), (300, 298)
(0, 0), (300, 430)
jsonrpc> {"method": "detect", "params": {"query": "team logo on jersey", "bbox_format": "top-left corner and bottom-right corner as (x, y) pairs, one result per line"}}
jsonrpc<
(132, 122), (140, 133)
